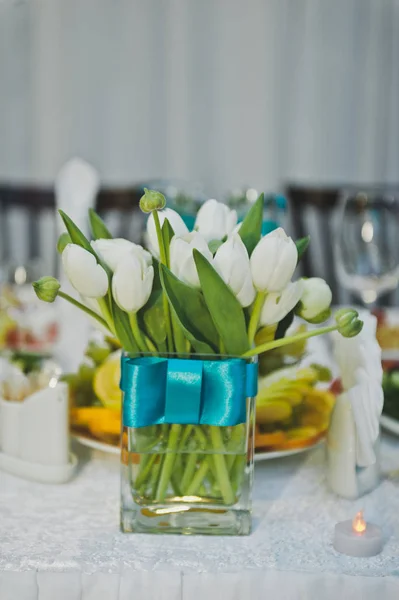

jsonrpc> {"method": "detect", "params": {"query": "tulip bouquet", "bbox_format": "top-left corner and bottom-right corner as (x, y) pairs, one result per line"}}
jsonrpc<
(33, 189), (362, 534)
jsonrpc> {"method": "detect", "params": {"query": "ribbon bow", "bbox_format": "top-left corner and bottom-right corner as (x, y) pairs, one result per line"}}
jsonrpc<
(120, 356), (258, 428)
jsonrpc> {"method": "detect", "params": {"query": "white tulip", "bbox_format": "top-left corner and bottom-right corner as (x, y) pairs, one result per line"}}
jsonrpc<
(170, 231), (213, 288)
(112, 251), (154, 313)
(298, 277), (332, 321)
(91, 238), (152, 271)
(62, 244), (108, 298)
(147, 208), (189, 258)
(213, 234), (255, 307)
(194, 199), (238, 242)
(250, 228), (298, 292)
(260, 280), (304, 326)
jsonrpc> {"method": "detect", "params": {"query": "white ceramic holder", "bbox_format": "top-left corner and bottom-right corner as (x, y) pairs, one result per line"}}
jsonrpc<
(0, 382), (77, 483)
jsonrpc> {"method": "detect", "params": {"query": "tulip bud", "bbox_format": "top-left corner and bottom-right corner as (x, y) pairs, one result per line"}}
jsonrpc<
(57, 232), (72, 254)
(91, 238), (151, 272)
(213, 234), (255, 307)
(297, 277), (332, 323)
(147, 208), (189, 258)
(32, 276), (61, 303)
(260, 280), (303, 326)
(250, 228), (298, 293)
(139, 188), (166, 213)
(194, 199), (238, 242)
(62, 244), (109, 298)
(112, 251), (154, 313)
(170, 232), (213, 288)
(335, 308), (363, 338)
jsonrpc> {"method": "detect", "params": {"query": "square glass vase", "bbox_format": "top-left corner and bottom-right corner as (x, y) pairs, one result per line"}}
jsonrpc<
(120, 356), (256, 536)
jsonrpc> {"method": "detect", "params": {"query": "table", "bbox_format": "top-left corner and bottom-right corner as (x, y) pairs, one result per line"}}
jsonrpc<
(1, 434), (399, 600)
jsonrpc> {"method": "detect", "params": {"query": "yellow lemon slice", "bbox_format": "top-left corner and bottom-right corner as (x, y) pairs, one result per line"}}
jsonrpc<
(93, 356), (122, 410)
(256, 400), (292, 424)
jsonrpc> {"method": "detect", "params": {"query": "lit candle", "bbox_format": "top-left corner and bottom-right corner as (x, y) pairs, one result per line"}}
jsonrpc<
(333, 511), (383, 557)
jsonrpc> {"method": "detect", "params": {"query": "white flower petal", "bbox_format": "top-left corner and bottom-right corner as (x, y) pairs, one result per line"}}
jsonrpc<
(194, 199), (238, 242)
(62, 244), (108, 298)
(147, 208), (189, 258)
(250, 228), (298, 292)
(112, 253), (153, 312)
(260, 280), (303, 326)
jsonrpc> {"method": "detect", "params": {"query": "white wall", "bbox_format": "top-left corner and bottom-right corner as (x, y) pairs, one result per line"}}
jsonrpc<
(0, 0), (398, 194)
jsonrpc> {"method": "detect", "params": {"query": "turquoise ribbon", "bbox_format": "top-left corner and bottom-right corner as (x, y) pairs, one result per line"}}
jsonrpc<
(120, 356), (258, 428)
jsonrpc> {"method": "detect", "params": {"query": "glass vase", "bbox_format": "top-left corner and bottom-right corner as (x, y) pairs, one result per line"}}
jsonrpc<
(120, 354), (256, 535)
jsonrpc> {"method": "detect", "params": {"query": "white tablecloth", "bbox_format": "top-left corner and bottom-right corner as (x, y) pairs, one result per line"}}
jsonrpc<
(1, 434), (399, 600)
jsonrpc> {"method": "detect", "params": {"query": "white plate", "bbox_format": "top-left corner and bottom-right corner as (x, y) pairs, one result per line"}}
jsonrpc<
(254, 439), (324, 462)
(73, 434), (120, 455)
(380, 414), (399, 436)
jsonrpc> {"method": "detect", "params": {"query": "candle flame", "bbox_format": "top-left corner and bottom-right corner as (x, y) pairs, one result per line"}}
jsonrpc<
(352, 510), (367, 534)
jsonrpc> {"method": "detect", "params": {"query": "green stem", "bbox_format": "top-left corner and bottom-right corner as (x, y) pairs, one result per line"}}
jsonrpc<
(153, 210), (168, 266)
(209, 427), (235, 505)
(136, 453), (157, 489)
(153, 210), (174, 353)
(129, 312), (148, 353)
(155, 424), (182, 502)
(230, 454), (246, 495)
(149, 456), (162, 497)
(58, 291), (110, 331)
(242, 324), (338, 358)
(144, 335), (157, 353)
(226, 424), (245, 470)
(178, 425), (194, 451)
(248, 291), (266, 346)
(186, 460), (209, 496)
(97, 297), (114, 331)
(163, 295), (174, 353)
(172, 314), (186, 355)
(181, 453), (198, 494)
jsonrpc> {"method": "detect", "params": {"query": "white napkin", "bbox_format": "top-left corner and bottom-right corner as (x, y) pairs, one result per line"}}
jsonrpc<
(333, 313), (384, 467)
(333, 313), (382, 390)
(347, 367), (384, 466)
(55, 158), (100, 235)
(54, 158), (100, 371)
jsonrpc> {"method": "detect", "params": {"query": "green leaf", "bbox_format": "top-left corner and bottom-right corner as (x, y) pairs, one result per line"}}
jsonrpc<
(111, 303), (139, 354)
(58, 210), (94, 253)
(208, 239), (223, 255)
(193, 250), (249, 355)
(140, 289), (166, 345)
(238, 193), (264, 255)
(57, 232), (71, 254)
(275, 310), (294, 340)
(89, 208), (113, 240)
(162, 218), (175, 266)
(138, 259), (164, 346)
(295, 236), (310, 261)
(159, 264), (219, 353)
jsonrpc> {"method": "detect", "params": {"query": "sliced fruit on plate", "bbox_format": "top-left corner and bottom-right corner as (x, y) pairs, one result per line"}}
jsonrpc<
(70, 406), (121, 427)
(273, 426), (324, 450)
(92, 352), (122, 409)
(256, 400), (292, 424)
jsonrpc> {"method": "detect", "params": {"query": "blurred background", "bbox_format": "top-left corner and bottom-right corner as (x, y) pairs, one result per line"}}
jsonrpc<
(1, 0), (399, 306)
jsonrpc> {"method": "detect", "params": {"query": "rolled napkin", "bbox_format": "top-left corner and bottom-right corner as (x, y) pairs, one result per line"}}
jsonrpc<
(327, 312), (383, 498)
(55, 157), (100, 231)
(54, 157), (100, 371)
(347, 367), (384, 466)
(333, 313), (382, 390)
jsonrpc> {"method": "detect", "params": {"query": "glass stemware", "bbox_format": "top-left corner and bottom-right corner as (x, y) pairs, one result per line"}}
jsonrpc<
(334, 189), (399, 306)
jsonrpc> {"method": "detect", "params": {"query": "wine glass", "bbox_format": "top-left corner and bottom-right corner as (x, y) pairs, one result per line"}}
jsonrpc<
(334, 188), (399, 306)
